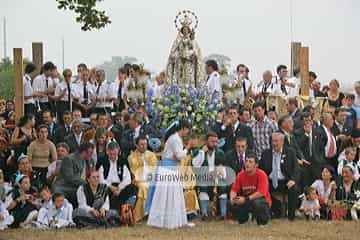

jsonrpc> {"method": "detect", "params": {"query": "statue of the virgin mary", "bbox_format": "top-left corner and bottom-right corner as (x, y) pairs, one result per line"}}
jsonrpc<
(165, 10), (204, 88)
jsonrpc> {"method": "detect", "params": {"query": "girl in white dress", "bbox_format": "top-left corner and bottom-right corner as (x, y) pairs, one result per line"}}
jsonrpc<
(145, 120), (194, 229)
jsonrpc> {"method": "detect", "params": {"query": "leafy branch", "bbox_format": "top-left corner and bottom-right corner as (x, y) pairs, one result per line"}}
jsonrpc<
(56, 0), (111, 31)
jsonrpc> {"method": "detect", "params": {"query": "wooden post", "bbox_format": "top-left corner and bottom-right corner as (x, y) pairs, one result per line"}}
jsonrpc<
(14, 48), (24, 123)
(300, 47), (310, 96)
(290, 42), (301, 77)
(32, 42), (43, 76)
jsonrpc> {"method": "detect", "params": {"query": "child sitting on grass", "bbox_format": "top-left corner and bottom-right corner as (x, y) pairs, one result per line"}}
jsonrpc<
(300, 187), (321, 221)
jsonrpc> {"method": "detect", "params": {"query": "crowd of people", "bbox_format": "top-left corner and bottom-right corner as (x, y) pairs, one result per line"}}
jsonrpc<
(0, 60), (360, 230)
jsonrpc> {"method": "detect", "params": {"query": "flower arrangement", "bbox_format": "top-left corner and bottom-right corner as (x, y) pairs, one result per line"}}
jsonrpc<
(146, 84), (222, 136)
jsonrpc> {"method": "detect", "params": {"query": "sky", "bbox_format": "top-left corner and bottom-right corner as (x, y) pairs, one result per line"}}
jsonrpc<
(1, 0), (359, 89)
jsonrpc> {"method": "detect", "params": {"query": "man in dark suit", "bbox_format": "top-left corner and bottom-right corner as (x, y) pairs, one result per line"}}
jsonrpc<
(259, 132), (300, 221)
(53, 111), (73, 144)
(217, 105), (254, 153)
(120, 112), (161, 158)
(42, 110), (58, 142)
(277, 115), (306, 164)
(52, 142), (95, 206)
(286, 98), (302, 124)
(226, 137), (252, 175)
(65, 119), (84, 153)
(294, 119), (327, 187)
(332, 107), (353, 154)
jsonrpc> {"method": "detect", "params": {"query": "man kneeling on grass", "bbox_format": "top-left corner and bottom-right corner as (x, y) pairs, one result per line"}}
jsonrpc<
(229, 154), (271, 225)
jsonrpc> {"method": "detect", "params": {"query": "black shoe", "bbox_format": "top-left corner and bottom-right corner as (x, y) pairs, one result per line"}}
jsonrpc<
(201, 215), (210, 221)
(187, 213), (197, 221)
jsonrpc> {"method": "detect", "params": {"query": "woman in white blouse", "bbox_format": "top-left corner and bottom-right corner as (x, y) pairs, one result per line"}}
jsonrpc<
(311, 165), (336, 217)
(146, 120), (194, 229)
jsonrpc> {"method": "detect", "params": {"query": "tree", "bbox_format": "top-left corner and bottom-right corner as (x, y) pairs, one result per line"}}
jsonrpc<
(56, 0), (111, 31)
(97, 56), (138, 82)
(0, 58), (31, 100)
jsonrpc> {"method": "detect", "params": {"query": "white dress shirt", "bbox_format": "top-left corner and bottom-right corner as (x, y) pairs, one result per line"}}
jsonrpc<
(206, 71), (222, 97)
(55, 81), (78, 102)
(112, 78), (128, 99)
(192, 149), (215, 172)
(74, 132), (83, 146)
(95, 80), (116, 108)
(23, 74), (35, 104)
(74, 81), (96, 104)
(286, 77), (300, 96)
(33, 74), (58, 103)
(134, 125), (141, 140)
(37, 199), (74, 228)
(162, 132), (187, 161)
(255, 80), (281, 97)
(153, 84), (164, 99)
(76, 185), (110, 213)
(99, 159), (132, 190)
(270, 150), (285, 180)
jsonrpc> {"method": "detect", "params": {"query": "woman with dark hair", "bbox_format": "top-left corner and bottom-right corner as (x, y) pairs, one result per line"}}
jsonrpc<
(10, 114), (37, 163)
(311, 165), (336, 218)
(7, 174), (38, 228)
(27, 125), (57, 184)
(145, 119), (195, 229)
(91, 127), (108, 165)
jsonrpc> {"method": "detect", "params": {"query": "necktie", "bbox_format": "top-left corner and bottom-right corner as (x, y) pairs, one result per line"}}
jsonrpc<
(118, 82), (122, 99)
(327, 132), (336, 157)
(83, 84), (88, 102)
(239, 153), (244, 169)
(46, 78), (49, 89)
(81, 159), (86, 180)
(272, 153), (279, 189)
(67, 82), (71, 102)
(287, 133), (291, 145)
(96, 83), (101, 95)
(309, 132), (312, 157)
(281, 84), (287, 95)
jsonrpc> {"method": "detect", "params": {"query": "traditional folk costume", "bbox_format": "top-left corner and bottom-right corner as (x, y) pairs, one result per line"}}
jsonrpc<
(35, 199), (74, 229)
(0, 200), (14, 230)
(179, 155), (199, 215)
(192, 147), (228, 218)
(8, 188), (38, 228)
(73, 183), (120, 228)
(145, 133), (190, 229)
(128, 150), (158, 222)
(98, 156), (137, 212)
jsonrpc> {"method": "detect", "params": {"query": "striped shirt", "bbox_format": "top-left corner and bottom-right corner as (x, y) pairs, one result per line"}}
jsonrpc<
(249, 116), (278, 159)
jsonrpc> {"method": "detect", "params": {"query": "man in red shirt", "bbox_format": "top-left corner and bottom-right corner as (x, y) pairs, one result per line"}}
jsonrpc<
(230, 153), (271, 225)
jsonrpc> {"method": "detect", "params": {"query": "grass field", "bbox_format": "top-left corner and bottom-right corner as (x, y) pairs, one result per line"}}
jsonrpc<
(0, 219), (358, 240)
